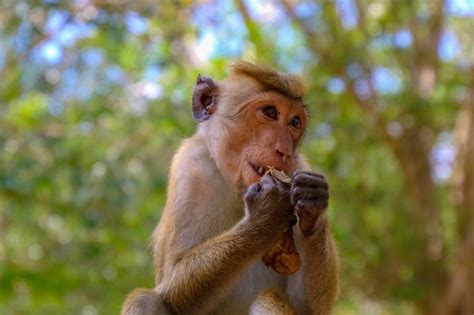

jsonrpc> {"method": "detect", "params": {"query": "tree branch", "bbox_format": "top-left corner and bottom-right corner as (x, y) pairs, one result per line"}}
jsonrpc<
(409, 0), (446, 98)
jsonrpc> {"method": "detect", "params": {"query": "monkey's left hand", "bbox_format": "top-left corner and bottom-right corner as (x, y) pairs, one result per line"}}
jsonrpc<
(291, 171), (329, 235)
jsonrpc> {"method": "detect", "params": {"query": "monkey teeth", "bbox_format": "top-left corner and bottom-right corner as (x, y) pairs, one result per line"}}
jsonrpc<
(251, 164), (268, 177)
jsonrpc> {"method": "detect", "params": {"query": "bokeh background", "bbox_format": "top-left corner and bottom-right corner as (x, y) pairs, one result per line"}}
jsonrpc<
(1, 0), (474, 314)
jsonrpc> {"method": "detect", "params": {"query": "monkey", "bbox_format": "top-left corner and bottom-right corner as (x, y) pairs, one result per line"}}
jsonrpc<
(121, 61), (339, 315)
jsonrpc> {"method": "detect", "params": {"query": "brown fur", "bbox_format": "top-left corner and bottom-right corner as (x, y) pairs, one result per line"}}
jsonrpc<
(121, 61), (339, 315)
(229, 61), (307, 99)
(249, 288), (296, 315)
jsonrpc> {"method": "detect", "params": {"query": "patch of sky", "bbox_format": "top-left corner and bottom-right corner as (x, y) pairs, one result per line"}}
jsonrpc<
(438, 31), (460, 61)
(294, 1), (321, 19)
(297, 46), (316, 66)
(19, 62), (42, 91)
(191, 1), (244, 60)
(368, 30), (413, 50)
(0, 42), (6, 70)
(191, 1), (217, 26)
(278, 44), (314, 72)
(218, 12), (247, 56)
(276, 22), (297, 46)
(327, 77), (345, 94)
(81, 48), (103, 67)
(125, 11), (148, 35)
(394, 29), (412, 48)
(354, 79), (371, 100)
(315, 122), (333, 138)
(143, 66), (162, 81)
(346, 63), (363, 79)
(196, 14), (245, 58)
(34, 41), (63, 65)
(217, 34), (245, 57)
(94, 10), (109, 24)
(13, 22), (33, 54)
(372, 67), (402, 94)
(369, 33), (393, 50)
(57, 22), (95, 47)
(278, 51), (306, 73)
(79, 121), (94, 135)
(45, 9), (69, 34)
(335, 0), (358, 29)
(104, 65), (126, 84)
(48, 98), (64, 116)
(431, 132), (455, 182)
(60, 68), (79, 94)
(295, 1), (323, 33)
(137, 81), (163, 100)
(15, 2), (29, 18)
(195, 31), (217, 61)
(446, 0), (474, 16)
(76, 83), (93, 102)
(246, 0), (283, 22)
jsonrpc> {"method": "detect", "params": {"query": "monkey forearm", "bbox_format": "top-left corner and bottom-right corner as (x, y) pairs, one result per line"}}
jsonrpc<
(299, 216), (340, 315)
(159, 219), (274, 314)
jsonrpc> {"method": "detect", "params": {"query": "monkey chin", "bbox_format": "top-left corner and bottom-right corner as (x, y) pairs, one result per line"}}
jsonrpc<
(244, 172), (263, 187)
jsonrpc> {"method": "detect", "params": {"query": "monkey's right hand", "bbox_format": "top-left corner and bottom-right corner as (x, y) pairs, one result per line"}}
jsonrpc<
(244, 174), (296, 237)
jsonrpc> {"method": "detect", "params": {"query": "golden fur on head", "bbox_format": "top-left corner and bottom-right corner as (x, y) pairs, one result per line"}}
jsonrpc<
(229, 61), (307, 99)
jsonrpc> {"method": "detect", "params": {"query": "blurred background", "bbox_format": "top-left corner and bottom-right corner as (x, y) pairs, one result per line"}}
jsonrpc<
(1, 0), (473, 314)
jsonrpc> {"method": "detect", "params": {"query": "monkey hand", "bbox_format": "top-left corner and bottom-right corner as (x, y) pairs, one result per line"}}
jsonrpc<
(244, 174), (296, 239)
(291, 171), (329, 236)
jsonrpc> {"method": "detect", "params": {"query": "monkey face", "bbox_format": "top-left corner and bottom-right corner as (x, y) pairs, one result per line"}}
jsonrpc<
(214, 92), (308, 189)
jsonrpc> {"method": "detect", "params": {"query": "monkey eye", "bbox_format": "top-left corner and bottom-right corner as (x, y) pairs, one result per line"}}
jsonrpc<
(261, 106), (278, 120)
(291, 117), (302, 129)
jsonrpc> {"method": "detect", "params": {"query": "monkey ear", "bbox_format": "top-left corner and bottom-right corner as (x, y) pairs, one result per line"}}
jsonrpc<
(192, 74), (218, 122)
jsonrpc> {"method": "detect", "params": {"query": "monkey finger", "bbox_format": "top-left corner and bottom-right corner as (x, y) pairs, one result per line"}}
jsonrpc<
(260, 174), (277, 192)
(292, 173), (328, 190)
(292, 170), (325, 181)
(275, 179), (291, 194)
(245, 183), (261, 203)
(291, 187), (328, 206)
(295, 199), (328, 216)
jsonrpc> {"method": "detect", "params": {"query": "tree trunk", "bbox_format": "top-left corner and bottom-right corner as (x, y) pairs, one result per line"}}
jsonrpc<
(388, 128), (447, 315)
(437, 66), (474, 315)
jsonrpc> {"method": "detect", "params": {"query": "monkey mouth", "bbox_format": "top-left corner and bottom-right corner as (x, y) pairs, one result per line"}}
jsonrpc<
(250, 163), (269, 177)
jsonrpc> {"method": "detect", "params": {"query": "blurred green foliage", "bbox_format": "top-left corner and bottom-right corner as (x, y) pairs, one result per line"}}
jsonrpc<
(1, 1), (473, 315)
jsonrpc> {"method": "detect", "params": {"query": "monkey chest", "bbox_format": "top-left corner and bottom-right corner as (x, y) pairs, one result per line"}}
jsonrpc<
(213, 261), (286, 314)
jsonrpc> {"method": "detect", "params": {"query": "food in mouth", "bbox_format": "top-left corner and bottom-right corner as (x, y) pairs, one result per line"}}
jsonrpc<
(265, 167), (291, 183)
(261, 167), (301, 275)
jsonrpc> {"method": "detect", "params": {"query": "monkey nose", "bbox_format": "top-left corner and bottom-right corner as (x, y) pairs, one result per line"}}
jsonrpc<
(276, 147), (291, 161)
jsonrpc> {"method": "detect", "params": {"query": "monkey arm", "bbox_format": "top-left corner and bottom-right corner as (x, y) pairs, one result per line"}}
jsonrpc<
(151, 138), (271, 314)
(286, 214), (340, 315)
(284, 156), (340, 314)
(155, 217), (275, 315)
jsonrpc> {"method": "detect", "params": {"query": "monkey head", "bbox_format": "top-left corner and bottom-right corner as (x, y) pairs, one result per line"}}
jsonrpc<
(192, 62), (308, 190)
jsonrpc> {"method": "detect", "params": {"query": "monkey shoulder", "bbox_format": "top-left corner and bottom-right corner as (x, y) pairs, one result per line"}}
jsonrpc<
(169, 136), (223, 194)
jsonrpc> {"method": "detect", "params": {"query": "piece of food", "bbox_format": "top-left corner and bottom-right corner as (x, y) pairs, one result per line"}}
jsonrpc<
(262, 228), (301, 274)
(261, 168), (301, 274)
(266, 166), (291, 184)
